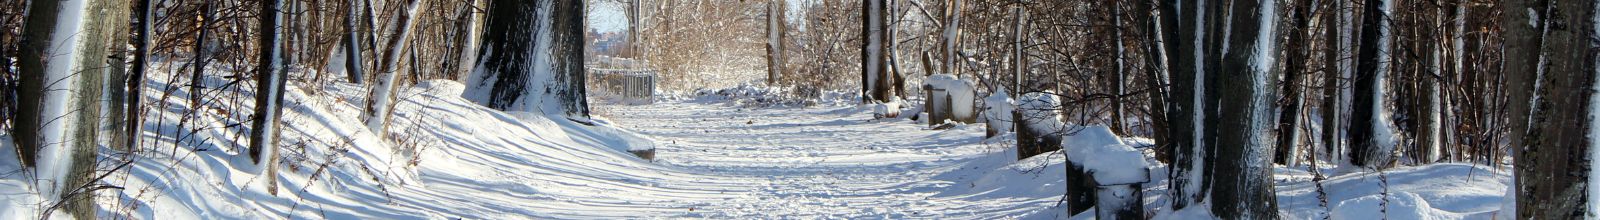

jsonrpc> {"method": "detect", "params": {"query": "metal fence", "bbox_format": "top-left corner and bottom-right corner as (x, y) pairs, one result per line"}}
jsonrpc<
(588, 68), (658, 104)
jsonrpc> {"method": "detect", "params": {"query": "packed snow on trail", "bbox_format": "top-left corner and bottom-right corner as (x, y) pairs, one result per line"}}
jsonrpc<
(0, 68), (1512, 219)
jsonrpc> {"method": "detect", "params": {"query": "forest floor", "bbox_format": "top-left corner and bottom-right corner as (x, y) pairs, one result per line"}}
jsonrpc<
(0, 70), (1514, 219)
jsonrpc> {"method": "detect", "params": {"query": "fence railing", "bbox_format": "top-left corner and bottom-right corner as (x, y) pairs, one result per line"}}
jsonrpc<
(588, 68), (658, 104)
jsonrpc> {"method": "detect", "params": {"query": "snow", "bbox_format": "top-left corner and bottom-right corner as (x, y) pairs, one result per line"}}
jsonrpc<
(0, 69), (1525, 219)
(1064, 126), (1148, 185)
(873, 96), (902, 118)
(1333, 192), (1463, 220)
(926, 74), (976, 120)
(983, 90), (1015, 133)
(1018, 91), (1064, 135)
(1588, 1), (1600, 217)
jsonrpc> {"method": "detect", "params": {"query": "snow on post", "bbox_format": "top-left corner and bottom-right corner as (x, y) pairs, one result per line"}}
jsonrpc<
(1065, 126), (1149, 220)
(983, 90), (1014, 138)
(924, 74), (976, 124)
(1014, 91), (1065, 161)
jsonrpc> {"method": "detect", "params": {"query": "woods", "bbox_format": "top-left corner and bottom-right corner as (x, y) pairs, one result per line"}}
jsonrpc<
(0, 0), (1595, 218)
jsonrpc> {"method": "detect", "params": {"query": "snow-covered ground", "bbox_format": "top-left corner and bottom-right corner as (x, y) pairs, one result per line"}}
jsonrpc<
(0, 70), (1512, 218)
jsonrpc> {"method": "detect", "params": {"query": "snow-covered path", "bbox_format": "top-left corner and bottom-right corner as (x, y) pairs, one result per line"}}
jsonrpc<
(596, 101), (1066, 218)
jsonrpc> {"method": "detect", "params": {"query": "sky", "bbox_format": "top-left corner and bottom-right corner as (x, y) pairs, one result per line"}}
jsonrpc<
(588, 1), (628, 33)
(585, 1), (810, 34)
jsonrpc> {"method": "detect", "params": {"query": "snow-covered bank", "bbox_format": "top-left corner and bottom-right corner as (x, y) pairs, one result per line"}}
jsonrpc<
(2, 70), (661, 219)
(0, 72), (1512, 218)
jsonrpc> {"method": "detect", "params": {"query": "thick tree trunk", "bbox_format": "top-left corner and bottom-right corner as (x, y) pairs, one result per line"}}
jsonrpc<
(16, 0), (126, 217)
(106, 3), (132, 152)
(1210, 0), (1281, 218)
(361, 0), (422, 136)
(466, 0), (589, 118)
(1511, 0), (1597, 218)
(1349, 0), (1395, 169)
(1414, 3), (1443, 164)
(249, 0), (288, 196)
(1166, 0), (1210, 211)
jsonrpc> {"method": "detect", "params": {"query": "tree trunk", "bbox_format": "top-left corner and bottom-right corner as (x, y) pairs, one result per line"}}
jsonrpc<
(465, 0), (589, 118)
(106, 3), (132, 152)
(1166, 0), (1211, 211)
(249, 0), (289, 196)
(1110, 0), (1127, 135)
(767, 0), (785, 86)
(1321, 0), (1349, 163)
(1511, 0), (1598, 218)
(342, 0), (366, 83)
(862, 0), (892, 103)
(1139, 0), (1171, 163)
(126, 0), (153, 152)
(1211, 0), (1281, 218)
(941, 0), (963, 76)
(16, 0), (126, 217)
(1414, 2), (1443, 164)
(190, 0), (214, 106)
(1349, 0), (1395, 169)
(1275, 0), (1314, 166)
(361, 0), (422, 136)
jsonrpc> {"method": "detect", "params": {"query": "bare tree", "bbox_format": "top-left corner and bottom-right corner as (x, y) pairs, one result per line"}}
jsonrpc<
(361, 0), (423, 136)
(249, 0), (289, 196)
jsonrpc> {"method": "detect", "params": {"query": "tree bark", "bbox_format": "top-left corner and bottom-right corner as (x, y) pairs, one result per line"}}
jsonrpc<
(466, 0), (589, 118)
(1211, 0), (1281, 218)
(190, 0), (214, 106)
(361, 0), (422, 136)
(250, 0), (289, 196)
(1321, 0), (1349, 163)
(862, 0), (893, 103)
(1275, 0), (1315, 166)
(1349, 0), (1395, 169)
(342, 0), (366, 83)
(1166, 0), (1211, 211)
(16, 0), (126, 217)
(767, 0), (785, 85)
(1511, 0), (1597, 218)
(127, 0), (152, 152)
(1140, 0), (1172, 163)
(1110, 0), (1127, 135)
(1414, 2), (1443, 164)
